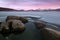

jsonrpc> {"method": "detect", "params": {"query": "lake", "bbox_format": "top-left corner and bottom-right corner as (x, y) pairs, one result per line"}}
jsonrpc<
(0, 11), (60, 40)
(0, 11), (60, 24)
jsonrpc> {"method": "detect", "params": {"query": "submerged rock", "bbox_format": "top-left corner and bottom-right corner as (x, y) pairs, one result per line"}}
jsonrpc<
(6, 16), (28, 24)
(34, 21), (46, 29)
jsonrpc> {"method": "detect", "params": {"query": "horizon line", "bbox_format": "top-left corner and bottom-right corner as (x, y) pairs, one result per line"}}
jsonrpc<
(0, 6), (60, 10)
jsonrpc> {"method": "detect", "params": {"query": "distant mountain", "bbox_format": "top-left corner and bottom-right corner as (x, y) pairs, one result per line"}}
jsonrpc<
(27, 9), (60, 12)
(0, 7), (60, 11)
(55, 9), (60, 11)
(0, 7), (17, 11)
(27, 9), (40, 12)
(42, 8), (60, 11)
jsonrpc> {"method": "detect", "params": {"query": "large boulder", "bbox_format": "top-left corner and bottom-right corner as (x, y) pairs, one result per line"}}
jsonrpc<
(6, 20), (25, 34)
(6, 16), (28, 24)
(40, 28), (60, 40)
(34, 21), (46, 29)
(0, 20), (25, 38)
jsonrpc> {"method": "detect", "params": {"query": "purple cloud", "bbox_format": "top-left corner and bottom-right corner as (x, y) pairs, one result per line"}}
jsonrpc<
(0, 0), (60, 9)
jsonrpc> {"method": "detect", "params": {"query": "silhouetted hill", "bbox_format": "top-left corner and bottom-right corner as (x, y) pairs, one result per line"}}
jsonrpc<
(0, 7), (60, 11)
(43, 8), (60, 11)
(55, 9), (60, 11)
(27, 9), (60, 12)
(0, 7), (17, 11)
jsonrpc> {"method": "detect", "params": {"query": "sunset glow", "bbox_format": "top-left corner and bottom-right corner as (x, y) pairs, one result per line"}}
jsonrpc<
(0, 0), (60, 10)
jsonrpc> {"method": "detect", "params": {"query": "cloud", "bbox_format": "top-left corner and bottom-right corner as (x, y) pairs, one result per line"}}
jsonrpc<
(0, 0), (60, 6)
(0, 0), (60, 9)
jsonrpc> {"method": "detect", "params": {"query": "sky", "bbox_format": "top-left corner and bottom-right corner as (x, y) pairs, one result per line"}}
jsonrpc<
(0, 0), (60, 10)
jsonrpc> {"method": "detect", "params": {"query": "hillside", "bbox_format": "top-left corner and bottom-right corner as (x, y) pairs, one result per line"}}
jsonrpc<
(0, 7), (17, 11)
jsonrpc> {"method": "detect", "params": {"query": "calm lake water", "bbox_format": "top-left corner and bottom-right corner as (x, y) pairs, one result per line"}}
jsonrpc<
(0, 11), (60, 40)
(0, 11), (60, 24)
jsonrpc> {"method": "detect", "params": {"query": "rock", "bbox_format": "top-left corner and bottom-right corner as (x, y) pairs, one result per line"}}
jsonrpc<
(40, 28), (60, 40)
(0, 22), (10, 37)
(6, 16), (28, 24)
(19, 17), (28, 24)
(6, 20), (25, 34)
(0, 20), (25, 37)
(34, 21), (46, 29)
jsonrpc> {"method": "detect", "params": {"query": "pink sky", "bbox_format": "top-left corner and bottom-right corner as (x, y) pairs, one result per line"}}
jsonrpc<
(0, 0), (60, 10)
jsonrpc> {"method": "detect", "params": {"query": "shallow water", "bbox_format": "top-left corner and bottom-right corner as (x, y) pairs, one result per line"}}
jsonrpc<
(0, 11), (60, 24)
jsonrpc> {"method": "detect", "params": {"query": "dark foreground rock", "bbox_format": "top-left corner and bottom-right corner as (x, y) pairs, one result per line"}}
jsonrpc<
(6, 16), (28, 24)
(40, 28), (60, 40)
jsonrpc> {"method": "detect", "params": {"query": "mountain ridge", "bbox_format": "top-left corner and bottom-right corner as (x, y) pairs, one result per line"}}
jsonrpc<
(0, 7), (17, 11)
